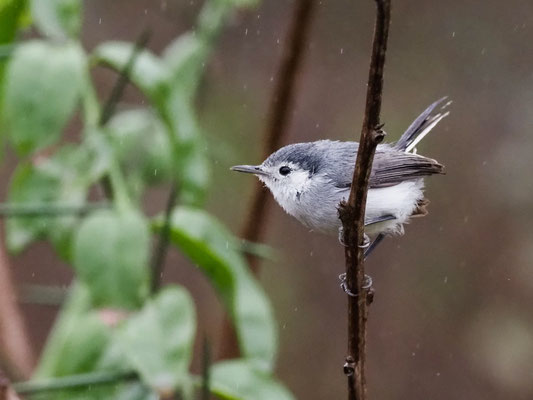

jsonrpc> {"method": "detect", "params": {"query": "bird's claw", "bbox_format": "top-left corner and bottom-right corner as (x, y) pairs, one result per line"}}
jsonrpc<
(338, 230), (371, 250)
(358, 234), (371, 249)
(339, 273), (373, 297)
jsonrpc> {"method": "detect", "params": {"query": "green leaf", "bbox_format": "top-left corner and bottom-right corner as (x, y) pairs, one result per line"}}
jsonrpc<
(0, 0), (28, 44)
(33, 284), (122, 400)
(162, 32), (209, 98)
(5, 140), (110, 257)
(210, 360), (295, 400)
(116, 286), (196, 395)
(3, 40), (85, 155)
(156, 207), (278, 371)
(106, 109), (173, 188)
(0, 0), (28, 159)
(165, 94), (210, 206)
(91, 41), (169, 104)
(35, 283), (111, 378)
(30, 0), (81, 39)
(73, 209), (150, 309)
(5, 162), (63, 253)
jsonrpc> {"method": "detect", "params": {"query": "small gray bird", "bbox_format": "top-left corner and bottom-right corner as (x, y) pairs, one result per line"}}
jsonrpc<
(232, 98), (449, 249)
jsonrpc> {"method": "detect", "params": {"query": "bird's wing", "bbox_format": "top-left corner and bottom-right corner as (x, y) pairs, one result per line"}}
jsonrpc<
(369, 149), (444, 188)
(330, 146), (444, 189)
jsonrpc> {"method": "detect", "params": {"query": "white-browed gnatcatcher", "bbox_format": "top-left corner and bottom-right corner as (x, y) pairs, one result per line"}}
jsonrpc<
(232, 98), (449, 254)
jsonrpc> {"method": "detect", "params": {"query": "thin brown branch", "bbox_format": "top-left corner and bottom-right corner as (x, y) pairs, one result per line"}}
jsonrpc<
(0, 369), (21, 400)
(0, 230), (34, 380)
(218, 0), (315, 361)
(337, 1), (391, 399)
(241, 0), (315, 273)
(150, 182), (178, 293)
(98, 29), (152, 199)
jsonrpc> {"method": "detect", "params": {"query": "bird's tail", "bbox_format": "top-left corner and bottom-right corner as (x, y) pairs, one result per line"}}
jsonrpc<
(395, 97), (450, 153)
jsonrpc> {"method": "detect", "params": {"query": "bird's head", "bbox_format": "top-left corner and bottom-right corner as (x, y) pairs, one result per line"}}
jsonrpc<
(231, 142), (323, 204)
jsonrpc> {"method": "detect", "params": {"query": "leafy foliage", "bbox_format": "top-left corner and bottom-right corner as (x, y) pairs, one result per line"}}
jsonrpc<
(0, 0), (292, 398)
(3, 40), (85, 155)
(155, 206), (278, 371)
(73, 209), (151, 309)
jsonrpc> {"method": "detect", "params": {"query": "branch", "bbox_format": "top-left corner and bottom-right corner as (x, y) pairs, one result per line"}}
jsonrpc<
(98, 30), (151, 126)
(150, 182), (178, 293)
(0, 202), (109, 218)
(240, 0), (315, 273)
(98, 29), (152, 199)
(0, 232), (34, 379)
(218, 0), (315, 362)
(12, 370), (137, 396)
(0, 369), (21, 400)
(338, 1), (391, 399)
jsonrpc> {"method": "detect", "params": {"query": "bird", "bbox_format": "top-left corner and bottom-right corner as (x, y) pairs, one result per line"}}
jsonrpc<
(231, 98), (449, 256)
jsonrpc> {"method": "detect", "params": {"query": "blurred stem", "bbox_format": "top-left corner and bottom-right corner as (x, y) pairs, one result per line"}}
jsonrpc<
(0, 368), (21, 400)
(0, 202), (109, 217)
(338, 1), (391, 399)
(0, 232), (34, 379)
(13, 370), (137, 395)
(18, 285), (68, 307)
(240, 0), (315, 273)
(82, 31), (152, 209)
(219, 0), (315, 361)
(201, 337), (211, 400)
(98, 30), (151, 126)
(150, 182), (178, 293)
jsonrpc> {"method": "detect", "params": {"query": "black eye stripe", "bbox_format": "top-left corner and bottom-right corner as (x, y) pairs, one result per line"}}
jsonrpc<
(279, 166), (291, 176)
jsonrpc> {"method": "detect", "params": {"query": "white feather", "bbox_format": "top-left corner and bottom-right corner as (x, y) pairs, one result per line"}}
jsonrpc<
(406, 111), (449, 153)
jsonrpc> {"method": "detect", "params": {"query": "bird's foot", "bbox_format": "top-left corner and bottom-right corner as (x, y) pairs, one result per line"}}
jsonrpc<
(339, 273), (373, 297)
(338, 229), (371, 250)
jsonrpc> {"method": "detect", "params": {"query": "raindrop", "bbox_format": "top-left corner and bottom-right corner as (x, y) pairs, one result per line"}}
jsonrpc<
(99, 17), (102, 24)
(452, 31), (456, 37)
(340, 48), (344, 54)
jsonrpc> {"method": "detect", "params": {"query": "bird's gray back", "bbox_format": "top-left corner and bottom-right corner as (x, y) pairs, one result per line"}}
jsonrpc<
(265, 140), (443, 189)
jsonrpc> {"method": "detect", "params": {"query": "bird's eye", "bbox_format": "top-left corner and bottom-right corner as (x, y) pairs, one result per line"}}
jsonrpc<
(279, 166), (291, 176)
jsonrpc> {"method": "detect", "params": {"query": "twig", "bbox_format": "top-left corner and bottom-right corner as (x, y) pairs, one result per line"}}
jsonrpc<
(201, 337), (211, 400)
(13, 370), (137, 396)
(17, 284), (68, 306)
(219, 0), (315, 362)
(337, 1), (391, 399)
(98, 29), (151, 126)
(0, 202), (109, 218)
(0, 233), (34, 379)
(0, 369), (21, 400)
(240, 0), (315, 273)
(150, 182), (178, 293)
(98, 29), (152, 198)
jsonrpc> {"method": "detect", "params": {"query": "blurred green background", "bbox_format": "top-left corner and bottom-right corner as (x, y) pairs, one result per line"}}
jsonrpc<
(2, 0), (533, 399)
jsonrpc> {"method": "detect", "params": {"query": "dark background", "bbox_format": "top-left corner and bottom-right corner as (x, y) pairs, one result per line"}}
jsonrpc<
(3, 0), (533, 399)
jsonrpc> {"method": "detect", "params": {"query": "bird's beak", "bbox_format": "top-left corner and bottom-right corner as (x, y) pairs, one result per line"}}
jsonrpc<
(230, 165), (268, 176)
